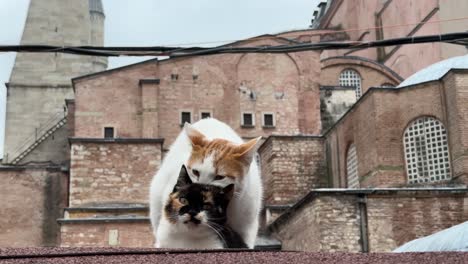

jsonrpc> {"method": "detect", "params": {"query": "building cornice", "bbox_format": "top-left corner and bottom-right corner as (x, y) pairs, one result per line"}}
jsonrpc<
(69, 138), (164, 144)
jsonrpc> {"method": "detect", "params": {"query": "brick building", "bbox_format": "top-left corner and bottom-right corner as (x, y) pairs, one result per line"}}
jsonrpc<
(1, 0), (467, 251)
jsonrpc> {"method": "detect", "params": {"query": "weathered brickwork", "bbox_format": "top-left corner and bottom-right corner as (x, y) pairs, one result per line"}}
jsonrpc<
(272, 190), (468, 252)
(324, 78), (468, 188)
(273, 194), (361, 252)
(0, 167), (67, 247)
(72, 34), (329, 147)
(318, 0), (468, 78)
(367, 193), (468, 252)
(69, 140), (162, 206)
(444, 71), (468, 183)
(320, 57), (402, 95)
(60, 221), (153, 247)
(259, 136), (327, 205)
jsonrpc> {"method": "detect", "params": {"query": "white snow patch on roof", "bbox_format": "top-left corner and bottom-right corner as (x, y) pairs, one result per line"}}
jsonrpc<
(393, 221), (468, 252)
(398, 54), (468, 88)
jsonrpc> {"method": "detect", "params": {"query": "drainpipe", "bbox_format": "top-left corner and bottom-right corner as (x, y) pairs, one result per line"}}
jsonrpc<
(358, 194), (369, 252)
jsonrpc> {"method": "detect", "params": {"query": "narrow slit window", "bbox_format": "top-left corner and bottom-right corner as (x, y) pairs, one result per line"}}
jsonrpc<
(181, 112), (191, 125)
(104, 127), (114, 139)
(242, 112), (254, 127)
(201, 112), (211, 119)
(263, 113), (275, 127)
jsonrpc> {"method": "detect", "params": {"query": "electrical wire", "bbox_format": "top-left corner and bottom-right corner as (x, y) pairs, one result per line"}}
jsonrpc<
(0, 32), (467, 58)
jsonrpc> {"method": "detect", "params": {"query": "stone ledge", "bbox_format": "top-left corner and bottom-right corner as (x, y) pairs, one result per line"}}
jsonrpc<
(320, 85), (356, 90)
(269, 187), (468, 232)
(258, 135), (324, 152)
(69, 138), (164, 144)
(58, 217), (149, 224)
(0, 165), (63, 172)
(65, 205), (148, 212)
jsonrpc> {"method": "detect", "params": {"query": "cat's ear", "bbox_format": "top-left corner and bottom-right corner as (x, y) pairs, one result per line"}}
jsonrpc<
(173, 165), (192, 193)
(222, 184), (235, 200)
(184, 123), (207, 147)
(235, 136), (262, 163)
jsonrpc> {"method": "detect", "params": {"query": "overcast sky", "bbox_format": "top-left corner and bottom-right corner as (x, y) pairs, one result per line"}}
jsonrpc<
(0, 0), (319, 156)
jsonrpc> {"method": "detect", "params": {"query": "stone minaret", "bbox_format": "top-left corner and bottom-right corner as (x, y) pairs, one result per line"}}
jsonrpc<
(3, 0), (107, 165)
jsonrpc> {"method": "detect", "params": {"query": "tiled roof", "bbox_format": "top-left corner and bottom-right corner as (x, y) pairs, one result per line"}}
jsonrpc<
(0, 248), (467, 263)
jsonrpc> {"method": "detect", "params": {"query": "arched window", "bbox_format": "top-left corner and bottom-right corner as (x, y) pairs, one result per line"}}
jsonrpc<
(403, 117), (451, 184)
(339, 69), (362, 98)
(346, 144), (359, 188)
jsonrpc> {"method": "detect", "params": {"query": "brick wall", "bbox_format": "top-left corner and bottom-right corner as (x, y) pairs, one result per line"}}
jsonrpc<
(0, 167), (68, 247)
(273, 194), (361, 252)
(324, 82), (461, 188)
(69, 139), (162, 206)
(259, 136), (327, 205)
(320, 57), (401, 96)
(271, 189), (468, 252)
(444, 71), (468, 184)
(73, 36), (324, 148)
(367, 192), (468, 252)
(60, 221), (153, 247)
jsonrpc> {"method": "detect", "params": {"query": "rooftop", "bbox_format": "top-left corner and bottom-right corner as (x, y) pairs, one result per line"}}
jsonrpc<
(0, 248), (467, 264)
(398, 54), (468, 87)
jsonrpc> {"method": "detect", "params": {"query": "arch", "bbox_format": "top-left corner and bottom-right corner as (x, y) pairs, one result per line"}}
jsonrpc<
(403, 116), (452, 184)
(321, 56), (403, 83)
(346, 143), (359, 188)
(339, 68), (362, 98)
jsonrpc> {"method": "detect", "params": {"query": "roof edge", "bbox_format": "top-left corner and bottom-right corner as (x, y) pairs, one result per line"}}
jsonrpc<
(269, 187), (468, 232)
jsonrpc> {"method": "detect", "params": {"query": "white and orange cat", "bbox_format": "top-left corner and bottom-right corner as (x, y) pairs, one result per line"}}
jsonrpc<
(149, 118), (263, 249)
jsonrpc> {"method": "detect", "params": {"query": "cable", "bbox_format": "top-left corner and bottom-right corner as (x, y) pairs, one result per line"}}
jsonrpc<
(114, 16), (468, 47)
(0, 32), (467, 58)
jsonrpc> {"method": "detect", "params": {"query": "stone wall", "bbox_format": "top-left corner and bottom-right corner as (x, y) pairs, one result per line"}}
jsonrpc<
(273, 194), (361, 252)
(0, 166), (68, 247)
(271, 189), (468, 252)
(20, 125), (70, 166)
(4, 0), (104, 163)
(69, 139), (162, 206)
(258, 136), (327, 206)
(60, 221), (153, 247)
(320, 87), (356, 132)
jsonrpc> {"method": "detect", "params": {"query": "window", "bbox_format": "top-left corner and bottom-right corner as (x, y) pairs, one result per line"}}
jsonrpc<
(381, 83), (394, 88)
(241, 112), (255, 127)
(262, 112), (275, 127)
(255, 153), (261, 176)
(339, 69), (362, 98)
(180, 111), (191, 125)
(403, 117), (451, 184)
(201, 112), (211, 119)
(346, 144), (359, 188)
(104, 127), (114, 139)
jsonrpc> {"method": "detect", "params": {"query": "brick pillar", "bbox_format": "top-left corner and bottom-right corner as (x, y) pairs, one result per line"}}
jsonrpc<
(139, 79), (160, 138)
(444, 72), (468, 184)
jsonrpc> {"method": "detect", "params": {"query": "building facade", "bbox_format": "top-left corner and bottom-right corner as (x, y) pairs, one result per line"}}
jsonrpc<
(1, 0), (467, 250)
